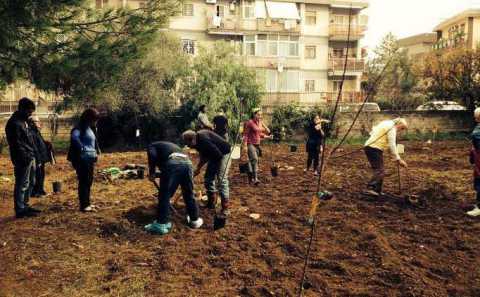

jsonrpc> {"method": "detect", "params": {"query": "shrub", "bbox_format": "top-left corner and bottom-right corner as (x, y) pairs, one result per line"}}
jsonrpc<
(270, 103), (336, 141)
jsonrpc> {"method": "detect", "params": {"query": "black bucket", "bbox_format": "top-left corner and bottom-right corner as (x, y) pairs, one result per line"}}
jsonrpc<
(270, 165), (279, 177)
(213, 214), (227, 230)
(52, 181), (62, 193)
(137, 168), (145, 179)
(239, 162), (249, 174)
(290, 145), (298, 152)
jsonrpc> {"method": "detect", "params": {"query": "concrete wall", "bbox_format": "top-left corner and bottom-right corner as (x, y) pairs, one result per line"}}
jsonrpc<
(334, 111), (471, 138)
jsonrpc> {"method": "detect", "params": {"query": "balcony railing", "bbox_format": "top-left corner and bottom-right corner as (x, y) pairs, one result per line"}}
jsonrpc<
(207, 16), (300, 34)
(328, 58), (365, 73)
(329, 24), (367, 40)
(325, 91), (364, 103)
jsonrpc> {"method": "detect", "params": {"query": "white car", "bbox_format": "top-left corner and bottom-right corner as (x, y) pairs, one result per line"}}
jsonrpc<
(416, 101), (466, 111)
(339, 102), (381, 113)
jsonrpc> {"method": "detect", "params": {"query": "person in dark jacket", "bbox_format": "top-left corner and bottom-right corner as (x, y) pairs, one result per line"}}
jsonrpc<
(145, 141), (203, 235)
(5, 97), (41, 218)
(305, 115), (329, 175)
(182, 129), (232, 215)
(67, 108), (100, 212)
(468, 107), (480, 217)
(213, 110), (229, 141)
(29, 116), (51, 197)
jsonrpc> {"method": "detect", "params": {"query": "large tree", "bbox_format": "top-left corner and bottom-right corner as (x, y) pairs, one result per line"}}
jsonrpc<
(366, 33), (424, 110)
(423, 48), (480, 112)
(0, 0), (179, 104)
(176, 42), (263, 132)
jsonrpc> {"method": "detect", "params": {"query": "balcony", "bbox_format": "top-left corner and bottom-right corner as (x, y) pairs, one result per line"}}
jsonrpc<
(329, 24), (367, 41)
(240, 56), (301, 69)
(328, 58), (365, 76)
(207, 16), (300, 35)
(325, 91), (364, 103)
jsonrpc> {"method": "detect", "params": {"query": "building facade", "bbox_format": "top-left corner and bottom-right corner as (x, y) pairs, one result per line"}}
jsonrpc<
(434, 9), (480, 50)
(397, 33), (436, 59)
(99, 0), (369, 108)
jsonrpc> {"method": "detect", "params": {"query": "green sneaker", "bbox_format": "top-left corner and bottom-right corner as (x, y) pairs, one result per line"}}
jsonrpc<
(144, 221), (172, 235)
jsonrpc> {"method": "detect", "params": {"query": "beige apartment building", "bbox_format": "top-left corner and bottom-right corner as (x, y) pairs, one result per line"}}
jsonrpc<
(434, 9), (480, 50)
(97, 0), (369, 108)
(397, 33), (436, 59)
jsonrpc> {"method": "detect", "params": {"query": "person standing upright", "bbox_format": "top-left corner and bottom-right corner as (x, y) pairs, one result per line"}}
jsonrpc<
(363, 118), (408, 196)
(67, 108), (100, 212)
(213, 110), (229, 141)
(242, 108), (272, 185)
(5, 97), (41, 218)
(197, 105), (213, 130)
(182, 129), (232, 215)
(467, 108), (480, 217)
(305, 115), (329, 176)
(29, 116), (51, 197)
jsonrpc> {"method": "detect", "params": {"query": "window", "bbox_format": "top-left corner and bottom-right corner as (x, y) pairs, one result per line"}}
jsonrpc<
(305, 80), (315, 92)
(305, 46), (316, 59)
(279, 71), (300, 92)
(268, 34), (278, 56)
(266, 70), (277, 92)
(245, 35), (255, 56)
(182, 39), (195, 55)
(243, 1), (255, 18)
(305, 11), (316, 25)
(216, 5), (225, 17)
(257, 34), (267, 56)
(182, 3), (194, 16)
(96, 0), (108, 8)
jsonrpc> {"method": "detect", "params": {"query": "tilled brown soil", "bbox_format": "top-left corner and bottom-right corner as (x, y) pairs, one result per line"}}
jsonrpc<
(1, 141), (480, 297)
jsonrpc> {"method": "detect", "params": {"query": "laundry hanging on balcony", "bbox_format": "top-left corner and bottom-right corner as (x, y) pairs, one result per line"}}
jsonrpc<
(265, 1), (300, 20)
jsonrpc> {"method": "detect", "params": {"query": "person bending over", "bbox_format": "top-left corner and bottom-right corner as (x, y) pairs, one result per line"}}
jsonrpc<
(145, 141), (203, 235)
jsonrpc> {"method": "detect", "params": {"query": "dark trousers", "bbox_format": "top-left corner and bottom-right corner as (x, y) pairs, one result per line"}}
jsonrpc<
(13, 159), (36, 214)
(364, 146), (384, 192)
(158, 159), (199, 224)
(74, 162), (95, 210)
(32, 163), (46, 195)
(306, 142), (320, 171)
(474, 178), (480, 204)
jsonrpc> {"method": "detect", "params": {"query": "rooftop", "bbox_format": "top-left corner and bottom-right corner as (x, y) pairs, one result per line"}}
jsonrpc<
(398, 33), (437, 47)
(434, 9), (480, 31)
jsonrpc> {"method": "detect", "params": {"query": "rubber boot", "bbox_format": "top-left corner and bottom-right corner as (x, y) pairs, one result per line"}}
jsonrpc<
(206, 192), (217, 209)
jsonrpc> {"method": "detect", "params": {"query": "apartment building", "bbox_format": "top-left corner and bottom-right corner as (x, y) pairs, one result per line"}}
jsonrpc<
(434, 9), (480, 50)
(397, 33), (436, 59)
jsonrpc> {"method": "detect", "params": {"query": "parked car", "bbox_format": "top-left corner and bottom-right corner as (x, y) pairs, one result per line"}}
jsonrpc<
(416, 101), (466, 111)
(339, 102), (381, 113)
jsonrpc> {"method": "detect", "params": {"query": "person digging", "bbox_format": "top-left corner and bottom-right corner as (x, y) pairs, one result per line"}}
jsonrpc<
(145, 141), (203, 235)
(182, 130), (232, 216)
(467, 108), (480, 217)
(363, 118), (408, 197)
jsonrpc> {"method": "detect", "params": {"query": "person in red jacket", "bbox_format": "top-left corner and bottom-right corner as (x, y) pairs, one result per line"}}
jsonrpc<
(468, 107), (480, 217)
(242, 108), (272, 185)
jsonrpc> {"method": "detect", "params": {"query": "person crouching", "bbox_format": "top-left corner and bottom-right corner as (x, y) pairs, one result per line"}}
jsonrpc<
(145, 141), (203, 235)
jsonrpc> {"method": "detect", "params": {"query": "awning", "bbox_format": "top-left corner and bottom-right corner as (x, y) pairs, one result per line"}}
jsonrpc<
(255, 1), (267, 19)
(265, 1), (300, 20)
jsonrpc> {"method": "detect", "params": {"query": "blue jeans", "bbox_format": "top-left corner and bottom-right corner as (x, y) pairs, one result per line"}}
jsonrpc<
(13, 159), (36, 214)
(204, 154), (231, 201)
(158, 158), (199, 224)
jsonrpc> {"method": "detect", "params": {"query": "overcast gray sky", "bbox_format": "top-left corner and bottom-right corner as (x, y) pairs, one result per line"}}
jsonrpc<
(363, 0), (480, 50)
